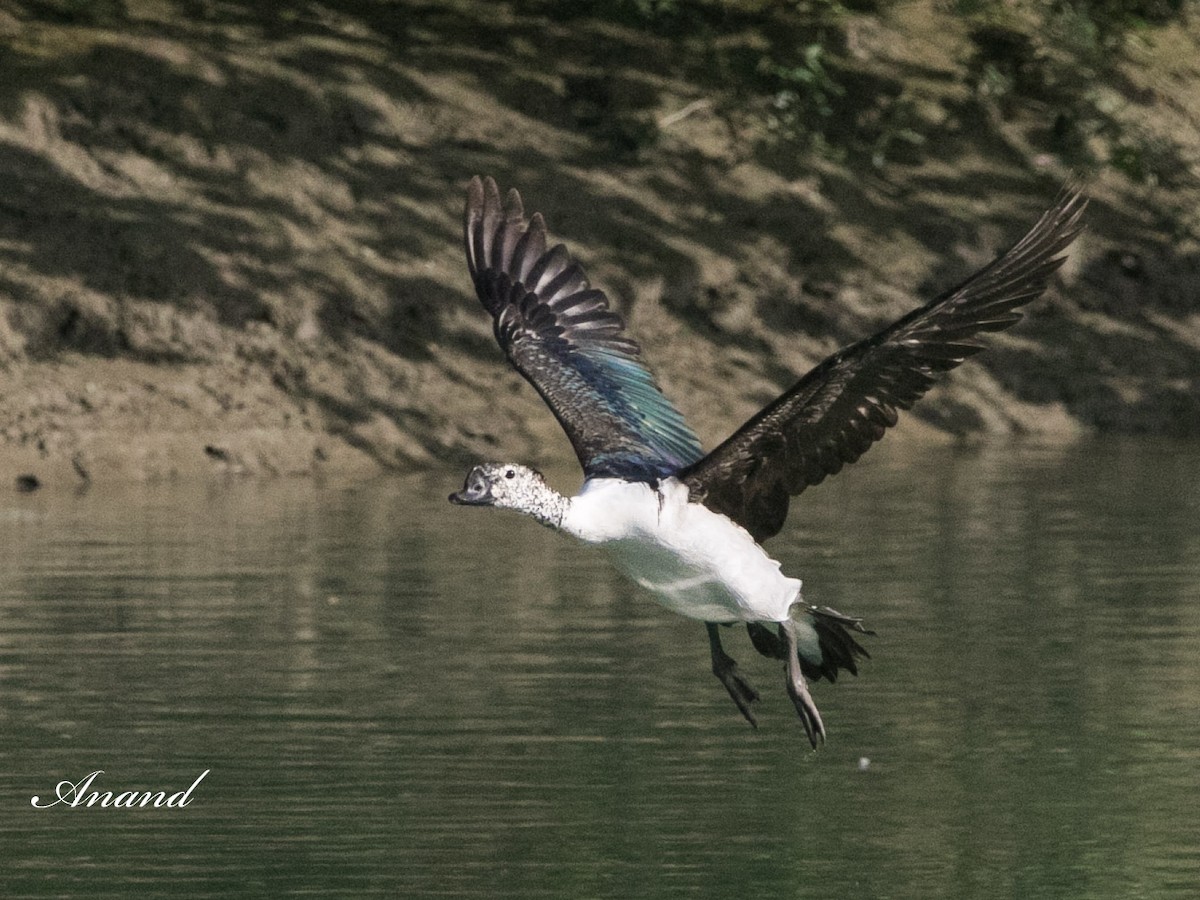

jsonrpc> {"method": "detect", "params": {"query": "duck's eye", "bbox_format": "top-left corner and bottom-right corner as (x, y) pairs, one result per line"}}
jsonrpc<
(505, 469), (515, 479)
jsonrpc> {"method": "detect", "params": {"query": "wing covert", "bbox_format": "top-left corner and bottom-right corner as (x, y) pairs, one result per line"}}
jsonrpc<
(463, 176), (703, 481)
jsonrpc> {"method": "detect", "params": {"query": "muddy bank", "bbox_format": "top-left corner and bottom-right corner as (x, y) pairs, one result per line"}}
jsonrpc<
(1, 1), (1198, 487)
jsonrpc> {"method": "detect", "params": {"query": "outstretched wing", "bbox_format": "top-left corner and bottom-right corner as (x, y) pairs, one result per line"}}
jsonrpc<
(681, 189), (1087, 542)
(463, 176), (703, 481)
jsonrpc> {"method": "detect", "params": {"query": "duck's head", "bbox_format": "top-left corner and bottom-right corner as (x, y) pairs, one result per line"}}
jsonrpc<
(449, 463), (549, 511)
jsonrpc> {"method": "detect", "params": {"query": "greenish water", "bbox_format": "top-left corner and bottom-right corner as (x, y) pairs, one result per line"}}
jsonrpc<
(1, 439), (1198, 898)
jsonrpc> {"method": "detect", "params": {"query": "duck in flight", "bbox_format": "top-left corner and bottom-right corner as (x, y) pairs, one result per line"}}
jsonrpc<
(450, 176), (1085, 747)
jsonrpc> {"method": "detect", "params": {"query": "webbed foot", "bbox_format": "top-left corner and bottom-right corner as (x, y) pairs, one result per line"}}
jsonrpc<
(706, 622), (760, 727)
(779, 619), (826, 749)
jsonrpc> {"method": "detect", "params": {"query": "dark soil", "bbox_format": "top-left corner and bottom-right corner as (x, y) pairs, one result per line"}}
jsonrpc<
(1, 1), (1198, 486)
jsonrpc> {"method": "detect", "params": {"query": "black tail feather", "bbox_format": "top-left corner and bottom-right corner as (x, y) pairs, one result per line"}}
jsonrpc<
(746, 621), (784, 658)
(746, 606), (874, 683)
(807, 606), (873, 682)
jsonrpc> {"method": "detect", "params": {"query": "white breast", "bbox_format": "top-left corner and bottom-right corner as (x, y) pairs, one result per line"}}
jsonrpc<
(561, 477), (801, 623)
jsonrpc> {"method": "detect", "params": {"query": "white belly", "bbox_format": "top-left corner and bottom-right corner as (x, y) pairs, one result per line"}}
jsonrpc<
(562, 478), (801, 623)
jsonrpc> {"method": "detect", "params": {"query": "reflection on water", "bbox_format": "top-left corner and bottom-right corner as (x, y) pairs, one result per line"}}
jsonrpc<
(1, 439), (1197, 898)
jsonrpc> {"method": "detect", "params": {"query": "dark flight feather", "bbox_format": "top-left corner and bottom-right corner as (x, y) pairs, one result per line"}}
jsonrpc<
(681, 189), (1087, 542)
(464, 176), (703, 481)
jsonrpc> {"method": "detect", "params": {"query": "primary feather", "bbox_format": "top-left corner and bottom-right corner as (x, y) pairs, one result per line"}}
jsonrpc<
(680, 188), (1087, 542)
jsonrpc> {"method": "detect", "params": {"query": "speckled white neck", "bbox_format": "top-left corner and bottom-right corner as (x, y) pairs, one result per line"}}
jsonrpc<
(514, 480), (571, 530)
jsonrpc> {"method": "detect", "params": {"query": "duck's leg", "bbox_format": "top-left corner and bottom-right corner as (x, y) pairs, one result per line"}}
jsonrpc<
(778, 619), (825, 749)
(706, 622), (760, 728)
